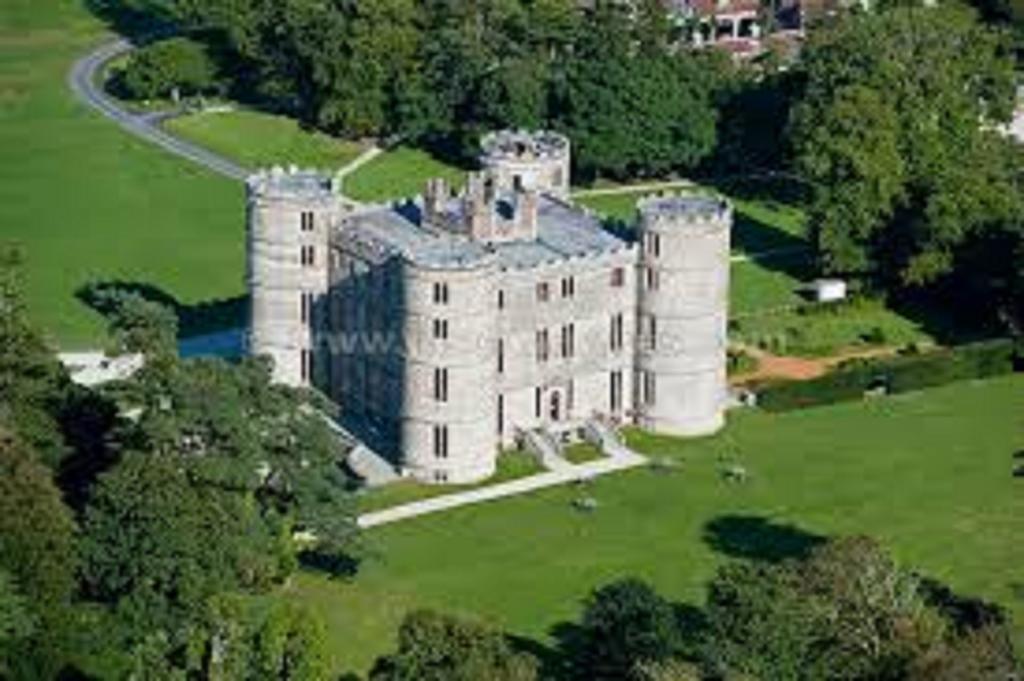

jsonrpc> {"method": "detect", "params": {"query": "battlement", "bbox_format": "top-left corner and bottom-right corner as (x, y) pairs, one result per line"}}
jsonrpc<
(480, 129), (570, 162)
(637, 192), (731, 228)
(247, 166), (339, 201)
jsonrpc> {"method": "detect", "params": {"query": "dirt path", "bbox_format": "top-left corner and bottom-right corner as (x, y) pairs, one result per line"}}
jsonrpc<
(731, 344), (902, 384)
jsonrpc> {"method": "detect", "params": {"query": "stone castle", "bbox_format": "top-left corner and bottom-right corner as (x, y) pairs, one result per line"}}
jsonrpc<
(247, 130), (732, 484)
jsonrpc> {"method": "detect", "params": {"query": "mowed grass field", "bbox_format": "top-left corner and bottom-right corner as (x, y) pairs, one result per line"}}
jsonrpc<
(163, 109), (366, 172)
(0, 0), (244, 348)
(342, 146), (468, 203)
(286, 375), (1024, 677)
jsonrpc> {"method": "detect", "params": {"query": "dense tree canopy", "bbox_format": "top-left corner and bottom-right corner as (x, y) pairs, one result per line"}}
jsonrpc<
(120, 0), (722, 176)
(792, 4), (1020, 286)
(118, 36), (222, 100)
(0, 428), (78, 679)
(571, 578), (685, 680)
(562, 537), (1021, 680)
(370, 610), (538, 681)
(0, 248), (73, 465)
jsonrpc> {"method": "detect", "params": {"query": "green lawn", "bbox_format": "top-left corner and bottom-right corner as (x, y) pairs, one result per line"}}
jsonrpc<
(163, 109), (366, 172)
(0, 0), (245, 348)
(733, 296), (936, 357)
(342, 146), (467, 203)
(562, 441), (604, 464)
(286, 375), (1024, 677)
(358, 449), (545, 513)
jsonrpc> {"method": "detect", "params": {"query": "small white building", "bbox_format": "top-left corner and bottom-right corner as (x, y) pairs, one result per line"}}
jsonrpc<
(811, 278), (848, 303)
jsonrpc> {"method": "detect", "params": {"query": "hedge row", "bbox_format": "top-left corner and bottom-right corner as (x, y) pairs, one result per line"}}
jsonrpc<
(756, 339), (1018, 413)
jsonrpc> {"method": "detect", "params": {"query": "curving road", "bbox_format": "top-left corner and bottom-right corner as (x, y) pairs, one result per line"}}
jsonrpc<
(68, 38), (249, 182)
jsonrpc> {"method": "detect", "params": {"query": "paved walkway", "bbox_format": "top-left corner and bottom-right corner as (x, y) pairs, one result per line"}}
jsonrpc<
(357, 447), (647, 529)
(336, 145), (383, 180)
(571, 180), (697, 198)
(69, 38), (250, 181)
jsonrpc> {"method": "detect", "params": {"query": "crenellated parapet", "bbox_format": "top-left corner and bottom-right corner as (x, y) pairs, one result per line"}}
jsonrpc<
(480, 129), (571, 198)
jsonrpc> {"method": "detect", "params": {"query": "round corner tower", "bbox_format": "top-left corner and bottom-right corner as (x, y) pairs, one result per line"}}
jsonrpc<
(398, 251), (500, 485)
(247, 168), (341, 387)
(635, 194), (732, 437)
(480, 130), (571, 198)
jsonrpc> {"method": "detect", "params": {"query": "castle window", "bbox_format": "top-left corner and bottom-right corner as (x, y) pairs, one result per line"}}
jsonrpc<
(536, 328), (549, 362)
(433, 425), (449, 459)
(610, 370), (623, 412)
(300, 292), (314, 324)
(300, 245), (316, 267)
(433, 319), (448, 340)
(611, 267), (625, 288)
(300, 211), (315, 232)
(610, 313), (624, 352)
(536, 282), (550, 302)
(561, 276), (575, 298)
(642, 371), (657, 406)
(498, 338), (505, 374)
(497, 394), (504, 435)
(498, 289), (505, 309)
(561, 324), (575, 359)
(646, 266), (660, 291)
(567, 380), (574, 412)
(434, 470), (449, 482)
(301, 349), (314, 383)
(647, 315), (658, 351)
(535, 387), (542, 418)
(513, 174), (524, 192)
(646, 233), (661, 258)
(433, 282), (449, 305)
(434, 367), (449, 402)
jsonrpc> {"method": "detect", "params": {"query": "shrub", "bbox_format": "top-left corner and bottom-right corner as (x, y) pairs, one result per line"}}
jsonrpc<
(118, 37), (221, 100)
(757, 339), (1017, 412)
(727, 349), (759, 377)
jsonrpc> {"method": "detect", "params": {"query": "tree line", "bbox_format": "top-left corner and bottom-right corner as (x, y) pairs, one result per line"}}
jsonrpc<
(115, 0), (730, 180)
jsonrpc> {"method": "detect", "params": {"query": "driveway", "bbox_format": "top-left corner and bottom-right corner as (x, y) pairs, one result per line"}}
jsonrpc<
(67, 38), (249, 182)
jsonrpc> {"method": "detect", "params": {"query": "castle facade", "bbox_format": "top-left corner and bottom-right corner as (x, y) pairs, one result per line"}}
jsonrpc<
(247, 131), (732, 484)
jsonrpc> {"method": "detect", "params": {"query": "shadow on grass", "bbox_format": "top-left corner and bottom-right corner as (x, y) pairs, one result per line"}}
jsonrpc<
(731, 209), (809, 257)
(76, 280), (247, 340)
(703, 515), (826, 564)
(298, 550), (362, 579)
(81, 0), (179, 41)
(920, 577), (1010, 633)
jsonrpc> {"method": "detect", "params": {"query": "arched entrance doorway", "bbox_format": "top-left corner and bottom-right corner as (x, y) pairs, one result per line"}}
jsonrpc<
(549, 390), (561, 423)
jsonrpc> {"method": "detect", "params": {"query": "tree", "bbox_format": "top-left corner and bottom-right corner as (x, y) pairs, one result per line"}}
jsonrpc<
(555, 3), (719, 180)
(120, 37), (222, 100)
(0, 247), (72, 466)
(79, 452), (292, 637)
(0, 570), (36, 677)
(0, 427), (78, 679)
(791, 4), (1019, 286)
(370, 610), (538, 681)
(703, 561), (825, 680)
(572, 578), (684, 681)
